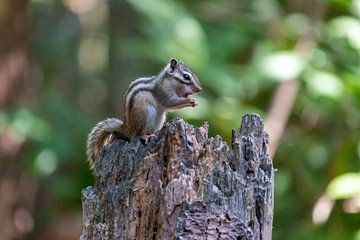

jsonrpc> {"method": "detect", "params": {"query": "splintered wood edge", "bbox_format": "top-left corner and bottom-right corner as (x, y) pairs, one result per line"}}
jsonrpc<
(81, 113), (273, 240)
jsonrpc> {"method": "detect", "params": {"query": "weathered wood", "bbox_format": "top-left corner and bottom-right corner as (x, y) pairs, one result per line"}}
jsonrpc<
(80, 113), (274, 240)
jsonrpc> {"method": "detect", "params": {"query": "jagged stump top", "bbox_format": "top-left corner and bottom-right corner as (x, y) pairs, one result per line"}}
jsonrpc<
(81, 114), (274, 240)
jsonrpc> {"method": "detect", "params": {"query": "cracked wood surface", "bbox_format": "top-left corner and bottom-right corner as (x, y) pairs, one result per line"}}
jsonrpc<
(80, 114), (274, 240)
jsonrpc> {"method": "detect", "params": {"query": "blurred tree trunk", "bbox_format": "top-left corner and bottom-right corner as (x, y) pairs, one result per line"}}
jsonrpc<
(0, 1), (37, 240)
(0, 0), (32, 107)
(81, 114), (274, 240)
(265, 0), (326, 158)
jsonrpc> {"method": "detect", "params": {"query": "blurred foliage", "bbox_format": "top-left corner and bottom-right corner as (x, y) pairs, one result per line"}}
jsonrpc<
(2, 0), (360, 238)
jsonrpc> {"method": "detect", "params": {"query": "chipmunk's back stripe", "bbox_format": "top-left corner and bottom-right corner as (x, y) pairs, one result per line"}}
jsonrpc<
(127, 76), (156, 93)
(127, 87), (154, 110)
(126, 76), (157, 108)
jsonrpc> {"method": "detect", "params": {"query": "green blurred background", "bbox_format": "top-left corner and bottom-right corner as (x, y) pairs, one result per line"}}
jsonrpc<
(0, 0), (359, 239)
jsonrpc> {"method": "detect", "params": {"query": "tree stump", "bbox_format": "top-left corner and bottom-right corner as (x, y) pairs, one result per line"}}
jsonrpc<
(80, 114), (274, 240)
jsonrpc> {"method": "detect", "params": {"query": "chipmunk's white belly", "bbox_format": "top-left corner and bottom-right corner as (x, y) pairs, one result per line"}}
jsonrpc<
(145, 106), (166, 133)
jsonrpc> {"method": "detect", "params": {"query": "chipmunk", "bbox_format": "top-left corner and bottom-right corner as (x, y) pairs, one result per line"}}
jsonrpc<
(86, 58), (202, 169)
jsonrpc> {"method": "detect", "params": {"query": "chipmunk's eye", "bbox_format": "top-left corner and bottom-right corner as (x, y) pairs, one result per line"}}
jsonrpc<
(183, 73), (191, 81)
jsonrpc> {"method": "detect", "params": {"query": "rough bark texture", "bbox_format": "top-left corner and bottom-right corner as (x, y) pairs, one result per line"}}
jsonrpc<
(81, 114), (274, 240)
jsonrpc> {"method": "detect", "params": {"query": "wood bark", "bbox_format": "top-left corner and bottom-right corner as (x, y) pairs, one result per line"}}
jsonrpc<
(80, 114), (274, 240)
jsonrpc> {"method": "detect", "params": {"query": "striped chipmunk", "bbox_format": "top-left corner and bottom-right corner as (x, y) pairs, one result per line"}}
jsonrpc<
(86, 58), (202, 169)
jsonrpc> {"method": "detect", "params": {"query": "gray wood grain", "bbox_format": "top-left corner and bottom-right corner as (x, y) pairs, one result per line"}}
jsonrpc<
(81, 114), (274, 240)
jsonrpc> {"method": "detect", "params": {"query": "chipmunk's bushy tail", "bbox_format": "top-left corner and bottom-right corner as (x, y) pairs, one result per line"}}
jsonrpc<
(86, 118), (123, 169)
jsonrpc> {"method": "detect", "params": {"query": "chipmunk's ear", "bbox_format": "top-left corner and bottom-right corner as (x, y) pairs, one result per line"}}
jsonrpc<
(170, 58), (178, 71)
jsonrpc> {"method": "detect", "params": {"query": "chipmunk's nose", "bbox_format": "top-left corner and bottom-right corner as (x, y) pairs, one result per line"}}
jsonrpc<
(195, 86), (202, 92)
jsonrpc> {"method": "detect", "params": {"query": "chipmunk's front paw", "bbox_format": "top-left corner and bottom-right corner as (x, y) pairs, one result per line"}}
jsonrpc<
(189, 98), (197, 107)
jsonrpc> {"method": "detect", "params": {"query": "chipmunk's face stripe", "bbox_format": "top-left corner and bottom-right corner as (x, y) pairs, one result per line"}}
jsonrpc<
(174, 76), (192, 85)
(184, 70), (201, 90)
(172, 70), (194, 85)
(182, 71), (193, 82)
